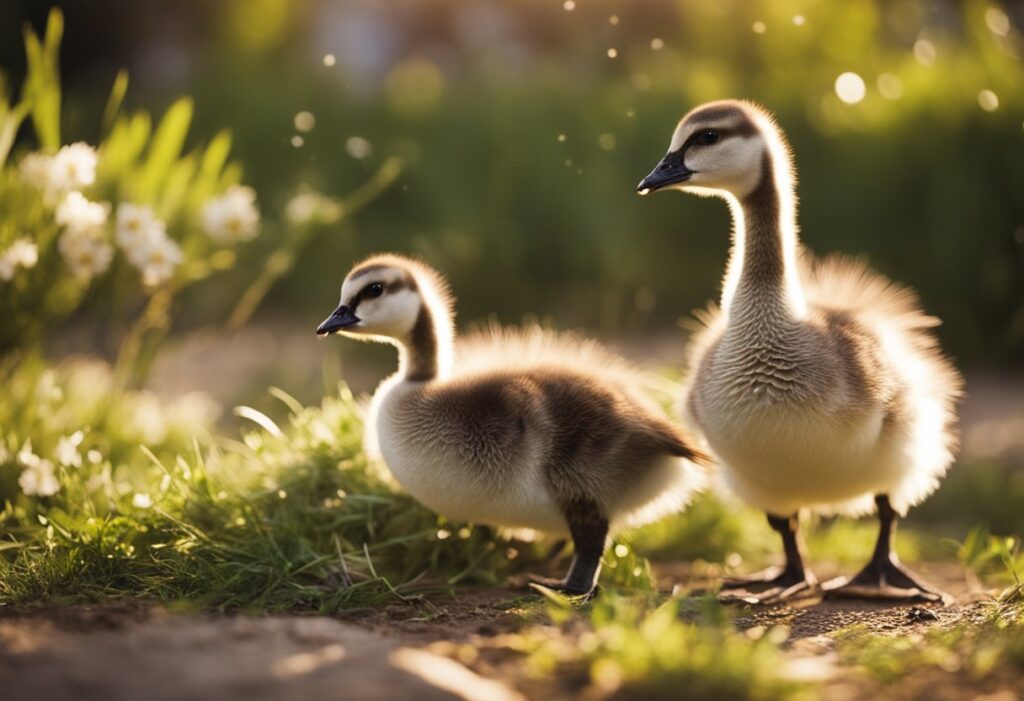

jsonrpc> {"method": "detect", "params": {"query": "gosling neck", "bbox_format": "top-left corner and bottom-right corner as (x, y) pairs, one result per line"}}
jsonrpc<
(720, 151), (806, 328)
(398, 302), (453, 382)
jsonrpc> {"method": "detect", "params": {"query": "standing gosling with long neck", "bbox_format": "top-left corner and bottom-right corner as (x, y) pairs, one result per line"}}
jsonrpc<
(638, 100), (962, 603)
(316, 254), (705, 596)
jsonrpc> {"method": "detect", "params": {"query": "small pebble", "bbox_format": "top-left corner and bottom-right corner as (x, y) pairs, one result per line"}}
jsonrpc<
(907, 606), (938, 622)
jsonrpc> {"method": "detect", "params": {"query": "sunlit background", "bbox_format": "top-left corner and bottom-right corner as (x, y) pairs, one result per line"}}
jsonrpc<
(2, 0), (1022, 401)
(4, 6), (1024, 684)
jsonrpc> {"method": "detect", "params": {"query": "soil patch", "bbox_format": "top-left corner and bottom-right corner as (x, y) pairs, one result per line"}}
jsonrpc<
(0, 562), (1004, 701)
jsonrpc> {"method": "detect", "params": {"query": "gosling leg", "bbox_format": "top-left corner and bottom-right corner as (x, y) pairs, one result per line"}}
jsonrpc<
(824, 495), (947, 603)
(719, 512), (817, 604)
(530, 498), (608, 598)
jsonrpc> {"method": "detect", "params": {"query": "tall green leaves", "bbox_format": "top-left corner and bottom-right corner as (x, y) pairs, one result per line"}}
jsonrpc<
(20, 8), (63, 152)
(0, 8), (63, 165)
(101, 69), (129, 136)
(101, 98), (236, 219)
(0, 74), (29, 167)
(135, 98), (194, 205)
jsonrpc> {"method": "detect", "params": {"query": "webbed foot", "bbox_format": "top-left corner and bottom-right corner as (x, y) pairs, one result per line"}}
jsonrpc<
(823, 558), (948, 604)
(719, 567), (818, 604)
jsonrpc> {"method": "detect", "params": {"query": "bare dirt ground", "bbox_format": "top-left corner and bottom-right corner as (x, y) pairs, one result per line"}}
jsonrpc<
(1, 563), (1008, 701)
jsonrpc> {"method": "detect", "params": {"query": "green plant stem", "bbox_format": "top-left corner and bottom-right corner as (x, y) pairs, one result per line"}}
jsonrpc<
(114, 287), (173, 387)
(226, 156), (403, 331)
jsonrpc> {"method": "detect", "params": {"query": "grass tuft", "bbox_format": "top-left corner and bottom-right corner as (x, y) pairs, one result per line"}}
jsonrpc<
(511, 591), (815, 701)
(1, 376), (543, 611)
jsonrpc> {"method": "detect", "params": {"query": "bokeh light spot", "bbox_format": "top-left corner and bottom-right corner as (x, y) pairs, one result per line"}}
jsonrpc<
(345, 136), (373, 159)
(914, 39), (937, 65)
(598, 133), (616, 151)
(290, 135), (304, 148)
(607, 48), (618, 59)
(557, 133), (566, 142)
(609, 15), (619, 26)
(793, 15), (805, 26)
(651, 37), (664, 50)
(563, 0), (575, 11)
(835, 72), (866, 104)
(985, 7), (1011, 37)
(322, 53), (336, 67)
(978, 89), (999, 112)
(293, 111), (315, 132)
(877, 73), (904, 100)
(752, 21), (767, 34)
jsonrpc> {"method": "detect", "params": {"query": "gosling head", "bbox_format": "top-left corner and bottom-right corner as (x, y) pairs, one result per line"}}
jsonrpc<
(637, 99), (786, 200)
(316, 254), (451, 343)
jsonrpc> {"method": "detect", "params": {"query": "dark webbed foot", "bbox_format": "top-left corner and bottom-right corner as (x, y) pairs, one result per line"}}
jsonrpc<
(720, 566), (801, 589)
(719, 512), (818, 605)
(526, 574), (599, 599)
(719, 567), (818, 604)
(525, 574), (566, 589)
(823, 558), (946, 603)
(824, 494), (949, 604)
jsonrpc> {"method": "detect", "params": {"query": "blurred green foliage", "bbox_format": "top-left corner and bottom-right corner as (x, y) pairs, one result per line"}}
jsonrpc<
(0, 9), (247, 365)
(5, 0), (1017, 363)
(914, 457), (1024, 536)
(517, 592), (814, 701)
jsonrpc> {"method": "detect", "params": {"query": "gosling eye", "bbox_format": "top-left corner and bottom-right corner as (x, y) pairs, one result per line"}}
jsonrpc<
(365, 282), (384, 298)
(698, 129), (721, 145)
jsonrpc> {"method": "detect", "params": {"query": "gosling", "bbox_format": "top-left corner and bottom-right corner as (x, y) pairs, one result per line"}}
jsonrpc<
(316, 254), (706, 596)
(638, 100), (962, 603)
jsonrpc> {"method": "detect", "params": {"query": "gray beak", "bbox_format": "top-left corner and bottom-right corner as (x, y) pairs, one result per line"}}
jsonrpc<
(637, 152), (694, 194)
(316, 304), (359, 335)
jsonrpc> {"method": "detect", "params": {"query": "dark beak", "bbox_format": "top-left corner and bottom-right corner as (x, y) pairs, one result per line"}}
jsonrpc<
(637, 152), (694, 195)
(316, 304), (360, 335)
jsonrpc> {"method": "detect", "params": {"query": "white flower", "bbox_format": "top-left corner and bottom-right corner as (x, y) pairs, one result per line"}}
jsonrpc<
(19, 458), (60, 497)
(0, 238), (39, 281)
(48, 191), (108, 281)
(113, 203), (181, 285)
(132, 492), (153, 509)
(58, 228), (114, 280)
(17, 439), (40, 467)
(8, 238), (39, 268)
(137, 235), (183, 287)
(116, 203), (164, 250)
(55, 431), (84, 468)
(201, 185), (260, 245)
(49, 142), (98, 193)
(19, 152), (54, 190)
(56, 191), (110, 234)
(19, 144), (98, 204)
